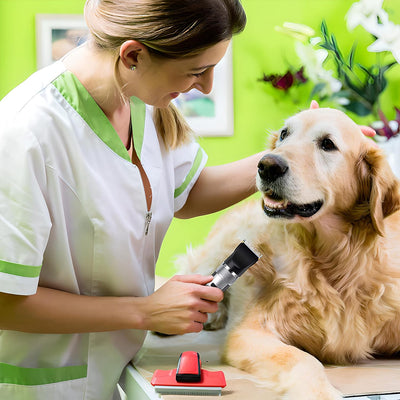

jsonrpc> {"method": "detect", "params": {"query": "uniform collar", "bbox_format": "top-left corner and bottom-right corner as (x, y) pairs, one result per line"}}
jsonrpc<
(130, 96), (146, 159)
(52, 70), (146, 162)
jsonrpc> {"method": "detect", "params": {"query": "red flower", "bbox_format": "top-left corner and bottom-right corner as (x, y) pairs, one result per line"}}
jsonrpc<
(295, 67), (307, 83)
(260, 67), (307, 92)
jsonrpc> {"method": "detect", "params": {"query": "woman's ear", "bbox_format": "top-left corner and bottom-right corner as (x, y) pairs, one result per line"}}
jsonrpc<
(119, 40), (147, 70)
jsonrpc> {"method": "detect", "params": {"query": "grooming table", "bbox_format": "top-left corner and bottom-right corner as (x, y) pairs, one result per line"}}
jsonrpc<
(120, 329), (400, 399)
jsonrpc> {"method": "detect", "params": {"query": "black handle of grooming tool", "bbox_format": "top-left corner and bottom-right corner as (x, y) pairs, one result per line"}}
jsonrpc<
(176, 351), (201, 383)
(207, 241), (260, 292)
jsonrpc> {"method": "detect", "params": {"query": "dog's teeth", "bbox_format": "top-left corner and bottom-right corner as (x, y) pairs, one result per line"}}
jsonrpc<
(264, 198), (286, 210)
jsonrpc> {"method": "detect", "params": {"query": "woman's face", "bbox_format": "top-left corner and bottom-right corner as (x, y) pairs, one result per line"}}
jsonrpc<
(128, 40), (231, 108)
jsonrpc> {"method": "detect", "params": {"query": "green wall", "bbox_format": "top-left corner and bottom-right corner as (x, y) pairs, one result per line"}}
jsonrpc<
(0, 0), (86, 96)
(1, 0), (399, 276)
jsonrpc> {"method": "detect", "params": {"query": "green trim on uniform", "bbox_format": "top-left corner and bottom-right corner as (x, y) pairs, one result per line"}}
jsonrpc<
(52, 71), (131, 162)
(130, 96), (146, 160)
(0, 259), (41, 278)
(174, 148), (204, 198)
(0, 362), (87, 386)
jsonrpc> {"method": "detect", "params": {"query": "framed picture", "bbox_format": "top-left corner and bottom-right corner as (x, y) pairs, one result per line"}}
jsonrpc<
(36, 14), (89, 69)
(173, 43), (234, 137)
(35, 14), (234, 137)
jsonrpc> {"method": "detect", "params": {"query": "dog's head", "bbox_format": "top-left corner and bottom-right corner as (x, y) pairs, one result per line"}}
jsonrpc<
(256, 108), (400, 235)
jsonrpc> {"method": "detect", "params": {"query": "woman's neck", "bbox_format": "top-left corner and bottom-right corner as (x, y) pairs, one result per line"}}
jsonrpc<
(62, 42), (127, 118)
(63, 43), (132, 148)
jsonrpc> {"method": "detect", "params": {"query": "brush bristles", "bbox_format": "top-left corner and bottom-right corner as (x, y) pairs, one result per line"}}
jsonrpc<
(154, 385), (222, 396)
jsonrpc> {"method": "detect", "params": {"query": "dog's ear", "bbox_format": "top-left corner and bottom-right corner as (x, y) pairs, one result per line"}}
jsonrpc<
(360, 145), (400, 235)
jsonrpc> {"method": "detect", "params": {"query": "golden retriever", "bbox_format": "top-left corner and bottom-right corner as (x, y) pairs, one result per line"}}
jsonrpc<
(177, 108), (400, 399)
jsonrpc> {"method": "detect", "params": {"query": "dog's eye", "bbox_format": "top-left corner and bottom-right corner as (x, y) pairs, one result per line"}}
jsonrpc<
(319, 138), (338, 152)
(280, 128), (289, 141)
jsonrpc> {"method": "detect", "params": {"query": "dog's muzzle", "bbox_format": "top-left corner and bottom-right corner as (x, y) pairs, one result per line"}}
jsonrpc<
(257, 154), (323, 219)
(258, 154), (288, 184)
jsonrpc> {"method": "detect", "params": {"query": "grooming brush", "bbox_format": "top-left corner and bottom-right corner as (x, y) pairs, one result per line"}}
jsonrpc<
(151, 351), (226, 396)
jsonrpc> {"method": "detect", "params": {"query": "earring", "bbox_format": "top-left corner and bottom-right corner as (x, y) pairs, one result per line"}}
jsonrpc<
(130, 65), (137, 71)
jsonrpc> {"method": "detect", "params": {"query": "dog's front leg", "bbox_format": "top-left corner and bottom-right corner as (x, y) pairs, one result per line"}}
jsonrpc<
(223, 312), (342, 400)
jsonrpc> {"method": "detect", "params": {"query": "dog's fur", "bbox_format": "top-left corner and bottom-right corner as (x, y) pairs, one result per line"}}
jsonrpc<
(178, 108), (400, 399)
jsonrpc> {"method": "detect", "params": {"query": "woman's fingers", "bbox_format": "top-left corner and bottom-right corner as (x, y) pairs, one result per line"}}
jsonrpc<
(171, 274), (223, 303)
(142, 274), (223, 334)
(359, 125), (376, 137)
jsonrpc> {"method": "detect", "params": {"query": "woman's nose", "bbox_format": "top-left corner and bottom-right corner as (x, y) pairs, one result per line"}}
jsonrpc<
(195, 69), (214, 95)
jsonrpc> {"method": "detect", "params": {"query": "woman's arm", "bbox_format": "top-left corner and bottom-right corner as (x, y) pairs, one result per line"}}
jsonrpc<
(0, 275), (223, 335)
(175, 151), (265, 219)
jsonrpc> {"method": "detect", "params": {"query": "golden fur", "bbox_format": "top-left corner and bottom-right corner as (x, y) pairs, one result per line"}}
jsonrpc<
(178, 108), (400, 399)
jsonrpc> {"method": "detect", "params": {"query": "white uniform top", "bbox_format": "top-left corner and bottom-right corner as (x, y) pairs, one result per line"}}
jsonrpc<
(0, 62), (207, 400)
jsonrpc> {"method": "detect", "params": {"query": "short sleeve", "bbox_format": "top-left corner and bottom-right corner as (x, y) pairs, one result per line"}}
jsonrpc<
(173, 140), (208, 212)
(0, 122), (52, 295)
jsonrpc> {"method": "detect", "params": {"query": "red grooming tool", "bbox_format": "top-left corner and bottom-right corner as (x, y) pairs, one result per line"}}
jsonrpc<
(151, 351), (226, 396)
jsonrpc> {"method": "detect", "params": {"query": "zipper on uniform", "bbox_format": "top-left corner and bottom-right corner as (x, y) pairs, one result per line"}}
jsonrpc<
(130, 143), (152, 236)
(144, 211), (152, 235)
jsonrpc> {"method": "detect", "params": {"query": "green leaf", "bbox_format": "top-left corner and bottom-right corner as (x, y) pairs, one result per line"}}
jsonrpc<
(381, 61), (397, 73)
(331, 89), (352, 98)
(321, 20), (328, 37)
(344, 101), (372, 116)
(330, 34), (343, 63)
(310, 82), (327, 98)
(348, 44), (357, 69)
(357, 63), (375, 79)
(343, 74), (364, 97)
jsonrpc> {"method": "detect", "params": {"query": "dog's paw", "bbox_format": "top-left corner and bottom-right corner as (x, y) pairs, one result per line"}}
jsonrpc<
(283, 378), (342, 400)
(282, 356), (342, 400)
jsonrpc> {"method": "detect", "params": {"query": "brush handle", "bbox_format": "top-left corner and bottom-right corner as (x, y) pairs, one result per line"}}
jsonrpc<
(176, 351), (201, 383)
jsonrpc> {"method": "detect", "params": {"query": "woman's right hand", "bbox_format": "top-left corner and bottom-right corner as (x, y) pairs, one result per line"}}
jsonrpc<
(138, 274), (223, 335)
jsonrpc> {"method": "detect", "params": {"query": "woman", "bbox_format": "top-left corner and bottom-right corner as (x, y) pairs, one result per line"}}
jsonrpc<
(0, 0), (262, 399)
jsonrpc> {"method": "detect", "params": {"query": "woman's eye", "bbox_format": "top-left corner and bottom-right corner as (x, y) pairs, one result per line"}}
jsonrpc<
(192, 70), (206, 78)
(320, 138), (338, 152)
(280, 128), (289, 141)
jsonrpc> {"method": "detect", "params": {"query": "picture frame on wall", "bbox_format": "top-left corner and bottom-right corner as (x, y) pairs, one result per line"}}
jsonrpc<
(35, 14), (88, 69)
(35, 14), (234, 137)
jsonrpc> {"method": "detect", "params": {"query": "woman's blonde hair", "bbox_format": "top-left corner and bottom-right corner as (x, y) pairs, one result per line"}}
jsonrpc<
(84, 0), (246, 149)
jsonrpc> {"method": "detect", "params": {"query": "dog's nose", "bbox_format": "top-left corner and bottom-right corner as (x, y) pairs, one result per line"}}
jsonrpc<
(258, 154), (288, 183)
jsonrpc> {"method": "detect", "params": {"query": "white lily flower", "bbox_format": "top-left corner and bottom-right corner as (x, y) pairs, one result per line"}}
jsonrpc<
(346, 0), (385, 30)
(367, 18), (400, 63)
(275, 22), (315, 42)
(392, 48), (400, 64)
(310, 37), (322, 46)
(346, 1), (400, 64)
(336, 97), (351, 105)
(295, 42), (342, 97)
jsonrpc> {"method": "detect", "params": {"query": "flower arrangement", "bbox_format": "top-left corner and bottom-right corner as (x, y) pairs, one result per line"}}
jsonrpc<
(260, 0), (400, 140)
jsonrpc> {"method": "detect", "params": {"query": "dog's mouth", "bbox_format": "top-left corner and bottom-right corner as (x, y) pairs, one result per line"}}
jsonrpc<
(262, 189), (323, 219)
